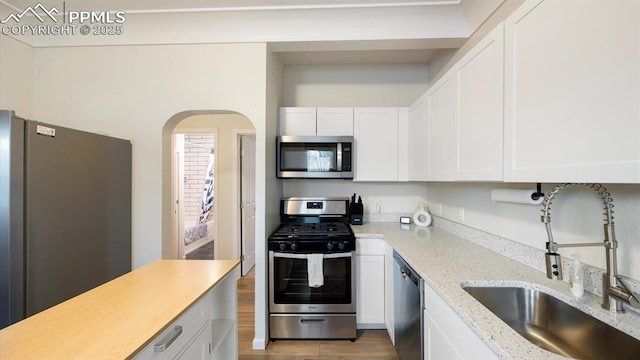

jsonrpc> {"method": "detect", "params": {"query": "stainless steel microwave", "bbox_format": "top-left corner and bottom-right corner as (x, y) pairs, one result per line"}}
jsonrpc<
(276, 136), (354, 179)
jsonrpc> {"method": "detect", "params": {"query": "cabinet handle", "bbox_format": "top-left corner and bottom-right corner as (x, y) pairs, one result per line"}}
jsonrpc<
(154, 325), (183, 352)
(300, 318), (326, 323)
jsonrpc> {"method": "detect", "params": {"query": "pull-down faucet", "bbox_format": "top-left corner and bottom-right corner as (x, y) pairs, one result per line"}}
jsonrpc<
(541, 183), (640, 313)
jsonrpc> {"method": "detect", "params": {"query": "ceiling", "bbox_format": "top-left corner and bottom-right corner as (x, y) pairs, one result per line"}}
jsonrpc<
(1, 0), (462, 13)
(0, 0), (502, 65)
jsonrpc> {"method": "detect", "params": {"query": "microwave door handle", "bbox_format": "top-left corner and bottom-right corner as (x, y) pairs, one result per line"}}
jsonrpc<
(336, 142), (342, 172)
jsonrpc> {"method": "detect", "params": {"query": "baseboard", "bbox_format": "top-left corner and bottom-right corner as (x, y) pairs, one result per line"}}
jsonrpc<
(252, 337), (267, 350)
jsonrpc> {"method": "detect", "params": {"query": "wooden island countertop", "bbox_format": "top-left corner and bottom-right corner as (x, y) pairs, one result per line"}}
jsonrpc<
(0, 259), (240, 359)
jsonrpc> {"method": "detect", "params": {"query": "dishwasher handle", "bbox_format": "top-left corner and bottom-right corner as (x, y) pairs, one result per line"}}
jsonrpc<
(394, 251), (420, 287)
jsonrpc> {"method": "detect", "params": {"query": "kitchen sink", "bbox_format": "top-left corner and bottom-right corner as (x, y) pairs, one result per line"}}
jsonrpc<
(462, 286), (640, 360)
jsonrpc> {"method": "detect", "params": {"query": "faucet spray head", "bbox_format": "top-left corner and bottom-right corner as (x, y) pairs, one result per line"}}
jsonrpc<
(546, 253), (563, 280)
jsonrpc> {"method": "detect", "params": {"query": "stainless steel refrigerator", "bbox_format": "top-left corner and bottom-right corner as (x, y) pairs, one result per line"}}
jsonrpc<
(0, 110), (132, 329)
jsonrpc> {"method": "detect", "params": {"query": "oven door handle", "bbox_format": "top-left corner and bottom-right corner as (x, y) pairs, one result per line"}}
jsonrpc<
(272, 252), (353, 259)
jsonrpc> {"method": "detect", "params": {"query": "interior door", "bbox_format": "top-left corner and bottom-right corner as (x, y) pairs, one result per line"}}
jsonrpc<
(240, 135), (256, 276)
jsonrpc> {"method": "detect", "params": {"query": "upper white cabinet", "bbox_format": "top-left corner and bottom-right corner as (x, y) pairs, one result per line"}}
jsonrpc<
(454, 23), (504, 181)
(426, 74), (456, 181)
(503, 0), (640, 183)
(279, 107), (317, 136)
(408, 94), (428, 181)
(316, 108), (354, 136)
(354, 108), (400, 181)
(279, 107), (354, 136)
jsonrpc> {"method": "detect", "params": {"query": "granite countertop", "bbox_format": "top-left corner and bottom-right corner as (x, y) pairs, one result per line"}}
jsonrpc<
(352, 222), (640, 359)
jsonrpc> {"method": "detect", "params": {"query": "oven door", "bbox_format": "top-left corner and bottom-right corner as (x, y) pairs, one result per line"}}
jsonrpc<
(269, 251), (356, 314)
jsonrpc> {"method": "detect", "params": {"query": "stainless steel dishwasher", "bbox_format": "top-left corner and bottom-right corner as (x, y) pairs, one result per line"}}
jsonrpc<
(393, 251), (424, 360)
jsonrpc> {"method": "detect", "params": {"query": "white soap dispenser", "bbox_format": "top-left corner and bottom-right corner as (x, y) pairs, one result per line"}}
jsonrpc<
(569, 255), (584, 298)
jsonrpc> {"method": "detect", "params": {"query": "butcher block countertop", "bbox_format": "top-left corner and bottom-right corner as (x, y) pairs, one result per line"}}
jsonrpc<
(0, 259), (240, 360)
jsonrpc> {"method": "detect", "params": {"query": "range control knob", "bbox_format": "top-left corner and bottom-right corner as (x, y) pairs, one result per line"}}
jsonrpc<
(338, 241), (345, 250)
(327, 241), (334, 250)
(290, 242), (297, 251)
(279, 242), (286, 251)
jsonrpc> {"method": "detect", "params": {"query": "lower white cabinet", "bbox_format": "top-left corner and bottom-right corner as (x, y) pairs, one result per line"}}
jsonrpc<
(134, 267), (238, 360)
(356, 238), (386, 328)
(423, 283), (496, 360)
(384, 242), (394, 343)
(175, 323), (211, 360)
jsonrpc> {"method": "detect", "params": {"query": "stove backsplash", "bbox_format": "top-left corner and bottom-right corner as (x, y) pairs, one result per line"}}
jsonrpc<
(282, 180), (427, 218)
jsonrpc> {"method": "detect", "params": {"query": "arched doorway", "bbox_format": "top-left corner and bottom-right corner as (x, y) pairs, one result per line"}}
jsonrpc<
(162, 111), (255, 268)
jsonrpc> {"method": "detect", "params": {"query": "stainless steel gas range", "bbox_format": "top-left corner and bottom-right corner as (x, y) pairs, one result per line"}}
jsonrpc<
(268, 197), (356, 341)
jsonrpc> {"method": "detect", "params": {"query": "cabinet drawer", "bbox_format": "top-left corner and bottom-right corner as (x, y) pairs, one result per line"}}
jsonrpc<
(133, 293), (210, 360)
(356, 238), (386, 255)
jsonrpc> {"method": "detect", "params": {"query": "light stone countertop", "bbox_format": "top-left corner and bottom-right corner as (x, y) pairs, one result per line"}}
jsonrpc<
(352, 222), (640, 360)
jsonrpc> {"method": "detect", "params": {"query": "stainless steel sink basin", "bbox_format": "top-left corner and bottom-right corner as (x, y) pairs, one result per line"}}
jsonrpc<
(463, 286), (640, 359)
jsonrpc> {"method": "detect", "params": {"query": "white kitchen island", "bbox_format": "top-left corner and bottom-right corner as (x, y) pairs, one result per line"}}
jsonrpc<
(0, 259), (240, 360)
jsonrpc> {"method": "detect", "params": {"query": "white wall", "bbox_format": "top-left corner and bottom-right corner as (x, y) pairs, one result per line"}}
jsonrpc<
(282, 64), (428, 107)
(0, 36), (33, 118)
(175, 114), (254, 261)
(284, 180), (428, 215)
(24, 43), (268, 268)
(256, 48), (284, 350)
(426, 183), (640, 281)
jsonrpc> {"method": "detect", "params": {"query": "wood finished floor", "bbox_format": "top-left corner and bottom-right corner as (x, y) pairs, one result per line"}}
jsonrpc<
(237, 269), (398, 360)
(185, 241), (214, 260)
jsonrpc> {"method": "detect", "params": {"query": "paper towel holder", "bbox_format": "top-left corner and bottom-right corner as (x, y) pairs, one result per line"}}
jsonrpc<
(532, 183), (545, 201)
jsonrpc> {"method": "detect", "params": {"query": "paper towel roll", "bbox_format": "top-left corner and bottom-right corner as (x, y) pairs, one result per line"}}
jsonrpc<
(490, 189), (544, 205)
(413, 209), (432, 227)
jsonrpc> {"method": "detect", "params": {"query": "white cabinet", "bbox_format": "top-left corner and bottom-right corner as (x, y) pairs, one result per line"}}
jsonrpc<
(279, 107), (354, 136)
(278, 107), (317, 136)
(133, 267), (239, 360)
(384, 242), (395, 344)
(408, 94), (428, 181)
(133, 293), (210, 360)
(426, 74), (456, 181)
(503, 0), (640, 183)
(175, 323), (211, 360)
(423, 283), (496, 360)
(356, 238), (386, 328)
(454, 23), (504, 181)
(353, 108), (400, 181)
(316, 108), (354, 136)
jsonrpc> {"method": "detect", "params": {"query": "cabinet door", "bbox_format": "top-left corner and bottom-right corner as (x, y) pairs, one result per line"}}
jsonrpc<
(356, 255), (385, 327)
(426, 75), (456, 181)
(425, 310), (459, 360)
(455, 23), (504, 181)
(503, 0), (640, 183)
(353, 108), (399, 181)
(279, 107), (316, 136)
(317, 108), (354, 136)
(424, 283), (496, 359)
(175, 323), (210, 360)
(408, 94), (428, 181)
(384, 244), (395, 344)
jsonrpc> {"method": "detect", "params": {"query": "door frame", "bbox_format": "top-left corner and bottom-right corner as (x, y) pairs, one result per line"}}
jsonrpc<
(232, 129), (256, 269)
